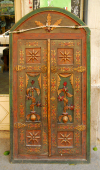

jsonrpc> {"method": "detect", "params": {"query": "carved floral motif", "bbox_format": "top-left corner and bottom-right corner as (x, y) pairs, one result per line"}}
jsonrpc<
(26, 49), (40, 63)
(26, 80), (41, 121)
(58, 82), (74, 123)
(76, 50), (81, 64)
(19, 103), (24, 118)
(19, 49), (24, 64)
(27, 131), (40, 145)
(51, 77), (56, 92)
(58, 133), (72, 145)
(19, 76), (24, 91)
(35, 13), (62, 32)
(75, 77), (80, 92)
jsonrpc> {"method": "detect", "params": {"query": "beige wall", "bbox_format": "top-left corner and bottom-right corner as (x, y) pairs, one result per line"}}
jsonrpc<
(88, 0), (100, 145)
(15, 0), (33, 23)
(0, 95), (9, 130)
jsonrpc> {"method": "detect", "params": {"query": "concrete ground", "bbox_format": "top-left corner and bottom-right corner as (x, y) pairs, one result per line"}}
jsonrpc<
(0, 131), (100, 170)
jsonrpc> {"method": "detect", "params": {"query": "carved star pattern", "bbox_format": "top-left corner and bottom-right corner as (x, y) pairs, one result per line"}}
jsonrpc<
(27, 49), (40, 62)
(58, 133), (72, 144)
(27, 131), (40, 144)
(59, 50), (72, 62)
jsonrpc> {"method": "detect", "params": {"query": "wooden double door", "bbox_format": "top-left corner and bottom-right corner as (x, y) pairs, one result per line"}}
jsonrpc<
(13, 38), (87, 161)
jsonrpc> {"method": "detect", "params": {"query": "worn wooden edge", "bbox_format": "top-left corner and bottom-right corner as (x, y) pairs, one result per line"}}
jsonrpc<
(9, 33), (14, 162)
(86, 31), (91, 163)
(10, 159), (90, 164)
(10, 7), (90, 33)
(47, 39), (51, 156)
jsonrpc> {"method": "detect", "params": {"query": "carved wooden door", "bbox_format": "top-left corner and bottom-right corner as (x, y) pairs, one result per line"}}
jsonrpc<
(13, 38), (86, 160)
(10, 8), (90, 163)
(50, 39), (86, 157)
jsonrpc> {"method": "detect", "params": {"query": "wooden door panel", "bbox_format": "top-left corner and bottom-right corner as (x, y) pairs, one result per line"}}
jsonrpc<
(15, 39), (48, 156)
(50, 40), (86, 158)
(13, 38), (86, 159)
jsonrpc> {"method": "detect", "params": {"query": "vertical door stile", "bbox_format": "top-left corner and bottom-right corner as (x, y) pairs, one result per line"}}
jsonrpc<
(47, 39), (51, 156)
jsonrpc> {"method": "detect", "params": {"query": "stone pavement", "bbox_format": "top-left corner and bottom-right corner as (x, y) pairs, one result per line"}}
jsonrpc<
(0, 132), (100, 170)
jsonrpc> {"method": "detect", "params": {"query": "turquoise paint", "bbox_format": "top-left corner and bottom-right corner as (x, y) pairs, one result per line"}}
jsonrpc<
(40, 0), (71, 12)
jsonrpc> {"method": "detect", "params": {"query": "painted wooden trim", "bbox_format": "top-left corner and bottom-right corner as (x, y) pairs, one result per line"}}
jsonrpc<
(47, 39), (51, 157)
(9, 32), (13, 162)
(86, 30), (91, 163)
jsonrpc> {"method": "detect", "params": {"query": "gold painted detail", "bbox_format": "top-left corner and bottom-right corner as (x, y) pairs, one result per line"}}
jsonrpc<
(19, 104), (24, 118)
(43, 131), (48, 144)
(59, 41), (74, 47)
(51, 19), (62, 31)
(76, 51), (81, 64)
(47, 13), (51, 26)
(26, 74), (29, 88)
(51, 105), (56, 120)
(51, 50), (56, 64)
(25, 41), (38, 47)
(58, 125), (74, 130)
(51, 77), (56, 92)
(57, 75), (61, 91)
(26, 147), (40, 153)
(59, 50), (72, 62)
(43, 48), (47, 62)
(50, 96), (55, 101)
(26, 80), (41, 121)
(58, 125), (86, 131)
(74, 66), (86, 72)
(59, 73), (74, 89)
(14, 122), (26, 129)
(59, 66), (86, 73)
(26, 73), (40, 88)
(19, 49), (24, 64)
(14, 65), (26, 71)
(70, 74), (74, 88)
(58, 148), (79, 154)
(14, 122), (41, 129)
(27, 131), (40, 144)
(58, 133), (72, 145)
(19, 76), (24, 91)
(58, 81), (74, 123)
(41, 65), (47, 73)
(74, 125), (86, 131)
(43, 103), (47, 118)
(75, 104), (81, 119)
(27, 49), (40, 63)
(75, 77), (80, 92)
(51, 66), (57, 73)
(35, 21), (44, 27)
(35, 13), (62, 32)
(38, 74), (41, 89)
(27, 66), (41, 71)
(43, 76), (47, 90)
(14, 65), (47, 72)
